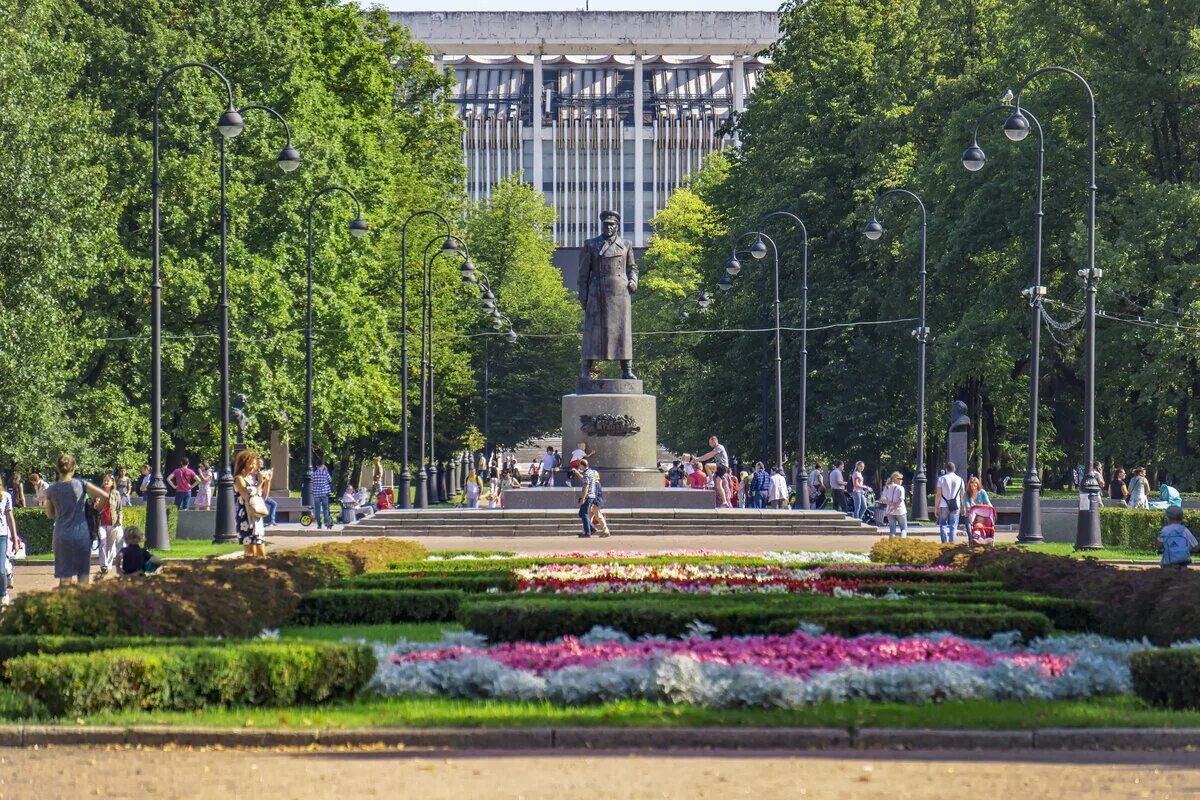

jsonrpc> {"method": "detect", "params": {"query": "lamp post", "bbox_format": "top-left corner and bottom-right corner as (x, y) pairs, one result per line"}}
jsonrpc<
(863, 189), (929, 521)
(301, 187), (367, 509)
(725, 230), (784, 472)
(149, 63), (244, 550)
(460, 262), (516, 469)
(677, 289), (713, 320)
(962, 103), (1046, 542)
(208, 104), (300, 544)
(399, 212), (456, 508)
(1009, 67), (1101, 551)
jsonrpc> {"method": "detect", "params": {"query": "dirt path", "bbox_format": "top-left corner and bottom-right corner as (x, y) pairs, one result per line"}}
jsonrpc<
(0, 746), (1193, 799)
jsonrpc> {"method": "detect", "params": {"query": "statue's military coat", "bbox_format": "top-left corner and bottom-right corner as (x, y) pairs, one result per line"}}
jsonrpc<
(578, 234), (638, 361)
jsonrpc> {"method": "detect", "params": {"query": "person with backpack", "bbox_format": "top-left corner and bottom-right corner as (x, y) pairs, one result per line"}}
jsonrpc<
(1158, 506), (1197, 567)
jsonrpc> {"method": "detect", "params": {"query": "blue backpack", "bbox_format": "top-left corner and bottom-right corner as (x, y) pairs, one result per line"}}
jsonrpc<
(1162, 528), (1192, 565)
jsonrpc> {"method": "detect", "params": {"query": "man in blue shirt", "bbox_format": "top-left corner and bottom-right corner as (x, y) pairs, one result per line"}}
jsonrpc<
(310, 459), (334, 530)
(578, 459), (599, 538)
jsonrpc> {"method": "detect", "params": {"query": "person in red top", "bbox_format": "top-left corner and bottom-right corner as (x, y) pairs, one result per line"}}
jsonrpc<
(166, 457), (199, 511)
(687, 466), (707, 490)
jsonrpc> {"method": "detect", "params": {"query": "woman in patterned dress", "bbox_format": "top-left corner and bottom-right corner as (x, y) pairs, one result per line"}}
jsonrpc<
(233, 450), (266, 558)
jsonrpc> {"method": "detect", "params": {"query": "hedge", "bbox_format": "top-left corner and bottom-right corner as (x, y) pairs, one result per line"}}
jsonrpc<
(1130, 648), (1200, 709)
(385, 556), (825, 573)
(868, 539), (950, 566)
(5, 641), (374, 717)
(13, 505), (178, 555)
(1100, 506), (1198, 552)
(291, 589), (464, 625)
(458, 595), (1052, 642)
(856, 584), (1097, 630)
(0, 635), (216, 672)
(340, 572), (518, 593)
(821, 568), (978, 583)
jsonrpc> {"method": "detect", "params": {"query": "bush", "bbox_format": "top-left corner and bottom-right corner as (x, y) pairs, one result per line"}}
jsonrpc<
(459, 595), (1052, 643)
(1130, 648), (1200, 709)
(856, 584), (1097, 630)
(13, 505), (178, 555)
(1100, 506), (1199, 552)
(0, 634), (214, 671)
(297, 539), (427, 574)
(0, 554), (338, 638)
(5, 641), (374, 717)
(292, 589), (463, 625)
(821, 568), (977, 583)
(869, 539), (950, 566)
(341, 572), (517, 593)
(961, 548), (1200, 644)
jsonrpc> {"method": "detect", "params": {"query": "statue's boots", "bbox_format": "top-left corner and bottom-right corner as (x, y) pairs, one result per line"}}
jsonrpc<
(581, 360), (594, 380)
(621, 360), (637, 380)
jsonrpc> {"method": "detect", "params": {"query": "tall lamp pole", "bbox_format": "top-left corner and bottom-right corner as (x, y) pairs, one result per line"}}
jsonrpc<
(301, 187), (367, 509)
(864, 189), (929, 521)
(150, 63), (244, 550)
(399, 212), (456, 508)
(723, 230), (784, 472)
(1008, 67), (1101, 551)
(961, 103), (1046, 542)
(210, 104), (302, 543)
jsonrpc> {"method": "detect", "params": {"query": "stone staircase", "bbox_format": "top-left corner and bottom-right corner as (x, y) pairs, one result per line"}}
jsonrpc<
(349, 508), (878, 537)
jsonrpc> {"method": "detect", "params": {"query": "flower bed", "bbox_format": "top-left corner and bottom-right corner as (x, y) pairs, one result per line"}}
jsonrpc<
(513, 563), (859, 595)
(369, 628), (1140, 707)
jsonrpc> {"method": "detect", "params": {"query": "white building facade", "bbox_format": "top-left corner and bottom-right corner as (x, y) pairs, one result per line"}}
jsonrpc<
(393, 11), (780, 253)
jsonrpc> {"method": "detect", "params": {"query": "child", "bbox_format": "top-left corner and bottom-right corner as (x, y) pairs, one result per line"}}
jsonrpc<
(116, 526), (163, 576)
(1158, 506), (1197, 567)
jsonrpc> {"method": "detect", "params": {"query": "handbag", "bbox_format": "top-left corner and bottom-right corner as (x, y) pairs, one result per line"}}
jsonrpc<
(247, 485), (269, 519)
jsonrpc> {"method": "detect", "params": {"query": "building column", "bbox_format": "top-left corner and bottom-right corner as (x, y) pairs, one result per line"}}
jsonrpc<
(633, 54), (645, 247)
(434, 54), (445, 76)
(732, 55), (746, 113)
(532, 53), (543, 194)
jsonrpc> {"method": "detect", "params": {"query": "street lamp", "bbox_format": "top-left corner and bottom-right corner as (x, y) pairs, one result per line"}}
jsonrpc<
(148, 62), (242, 550)
(1011, 66), (1101, 550)
(961, 103), (1046, 542)
(398, 211), (455, 508)
(863, 189), (930, 521)
(677, 289), (713, 320)
(727, 229), (784, 471)
(301, 186), (366, 510)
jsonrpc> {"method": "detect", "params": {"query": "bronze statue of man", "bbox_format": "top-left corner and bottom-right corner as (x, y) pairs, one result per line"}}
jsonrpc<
(578, 209), (638, 380)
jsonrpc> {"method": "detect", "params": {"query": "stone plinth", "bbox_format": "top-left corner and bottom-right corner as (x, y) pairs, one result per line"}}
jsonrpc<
(562, 379), (661, 489)
(269, 429), (290, 499)
(503, 487), (712, 510)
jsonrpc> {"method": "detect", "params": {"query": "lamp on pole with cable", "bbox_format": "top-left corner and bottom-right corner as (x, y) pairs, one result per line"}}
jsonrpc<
(863, 189), (929, 521)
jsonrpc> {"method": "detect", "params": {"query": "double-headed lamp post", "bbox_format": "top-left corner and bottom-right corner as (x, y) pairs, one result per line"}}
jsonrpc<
(677, 289), (713, 320)
(301, 187), (367, 509)
(398, 211), (457, 508)
(149, 63), (244, 550)
(460, 262), (517, 465)
(961, 102), (1046, 543)
(863, 189), (930, 521)
(1006, 67), (1102, 551)
(211, 103), (302, 544)
(724, 230), (784, 472)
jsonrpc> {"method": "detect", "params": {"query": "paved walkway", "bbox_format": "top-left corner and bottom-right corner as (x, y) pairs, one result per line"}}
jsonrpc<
(0, 746), (1194, 799)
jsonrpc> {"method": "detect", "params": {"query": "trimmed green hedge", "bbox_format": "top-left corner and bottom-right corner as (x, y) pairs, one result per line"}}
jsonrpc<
(1100, 506), (1197, 552)
(292, 589), (464, 625)
(5, 641), (374, 717)
(12, 505), (178, 555)
(1130, 648), (1200, 709)
(0, 635), (215, 672)
(341, 573), (517, 593)
(857, 584), (1097, 630)
(822, 569), (978, 583)
(458, 595), (1052, 642)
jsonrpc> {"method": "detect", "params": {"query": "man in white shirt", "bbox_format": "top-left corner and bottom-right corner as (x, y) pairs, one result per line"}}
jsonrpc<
(768, 468), (790, 510)
(540, 447), (558, 487)
(934, 462), (965, 543)
(568, 442), (594, 487)
(829, 461), (848, 515)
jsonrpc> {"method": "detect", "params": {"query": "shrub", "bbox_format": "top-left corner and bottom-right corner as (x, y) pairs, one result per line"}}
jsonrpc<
(820, 568), (977, 583)
(869, 539), (949, 566)
(459, 595), (1052, 643)
(13, 505), (178, 555)
(0, 635), (213, 671)
(856, 584), (1097, 630)
(0, 554), (337, 638)
(1100, 506), (1199, 552)
(341, 572), (517, 593)
(292, 589), (463, 625)
(1130, 648), (1200, 709)
(296, 539), (427, 574)
(5, 641), (375, 717)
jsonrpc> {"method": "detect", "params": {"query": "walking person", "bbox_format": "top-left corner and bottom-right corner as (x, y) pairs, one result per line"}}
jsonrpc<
(540, 446), (557, 487)
(6, 470), (25, 509)
(0, 481), (18, 604)
(463, 467), (483, 509)
(115, 466), (132, 507)
(829, 461), (848, 515)
(881, 471), (907, 538)
(769, 467), (790, 510)
(1108, 468), (1129, 507)
(195, 462), (213, 510)
(1129, 467), (1151, 510)
(577, 458), (600, 538)
(94, 474), (124, 575)
(309, 459), (334, 530)
(44, 454), (109, 586)
(370, 456), (384, 502)
(137, 464), (152, 500)
(748, 462), (770, 509)
(233, 449), (268, 559)
(166, 457), (198, 511)
(808, 462), (826, 508)
(851, 461), (868, 520)
(934, 462), (965, 543)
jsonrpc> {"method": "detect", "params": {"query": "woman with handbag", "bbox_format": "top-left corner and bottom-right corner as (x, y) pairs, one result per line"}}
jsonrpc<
(44, 454), (109, 585)
(233, 449), (268, 558)
(94, 474), (124, 575)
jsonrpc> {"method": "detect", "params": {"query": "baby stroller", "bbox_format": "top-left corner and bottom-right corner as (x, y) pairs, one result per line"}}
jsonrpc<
(968, 504), (996, 548)
(843, 488), (876, 525)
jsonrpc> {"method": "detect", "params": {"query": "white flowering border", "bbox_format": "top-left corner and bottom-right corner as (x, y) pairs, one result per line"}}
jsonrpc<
(365, 628), (1152, 708)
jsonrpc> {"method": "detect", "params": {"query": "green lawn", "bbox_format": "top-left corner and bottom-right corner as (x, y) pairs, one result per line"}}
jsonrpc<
(76, 695), (1200, 730)
(1013, 543), (1158, 561)
(279, 623), (462, 643)
(23, 540), (242, 562)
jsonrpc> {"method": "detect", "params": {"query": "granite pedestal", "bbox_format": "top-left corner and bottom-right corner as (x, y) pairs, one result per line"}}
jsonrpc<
(562, 378), (661, 489)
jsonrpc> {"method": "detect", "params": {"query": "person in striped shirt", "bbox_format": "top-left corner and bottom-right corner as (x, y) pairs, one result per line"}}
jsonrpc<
(577, 459), (600, 538)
